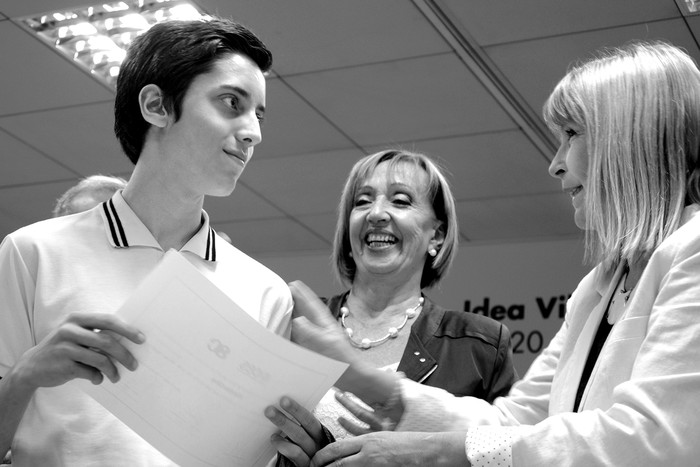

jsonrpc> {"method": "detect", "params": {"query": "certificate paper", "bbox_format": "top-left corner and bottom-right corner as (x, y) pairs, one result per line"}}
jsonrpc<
(74, 250), (347, 467)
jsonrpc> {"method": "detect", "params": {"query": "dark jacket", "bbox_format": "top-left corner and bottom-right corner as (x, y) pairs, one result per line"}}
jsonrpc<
(326, 292), (517, 402)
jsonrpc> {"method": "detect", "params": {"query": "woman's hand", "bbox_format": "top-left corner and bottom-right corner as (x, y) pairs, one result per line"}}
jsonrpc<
(310, 431), (469, 467)
(288, 280), (406, 425)
(335, 391), (395, 435)
(266, 396), (331, 467)
(288, 281), (356, 364)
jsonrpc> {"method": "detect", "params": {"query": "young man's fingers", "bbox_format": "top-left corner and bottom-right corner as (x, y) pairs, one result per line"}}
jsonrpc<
(70, 346), (121, 383)
(270, 433), (311, 467)
(70, 327), (139, 372)
(279, 396), (324, 440)
(66, 313), (146, 345)
(265, 405), (318, 457)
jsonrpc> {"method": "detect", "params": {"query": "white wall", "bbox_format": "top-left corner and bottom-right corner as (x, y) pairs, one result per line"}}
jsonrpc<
(261, 237), (590, 377)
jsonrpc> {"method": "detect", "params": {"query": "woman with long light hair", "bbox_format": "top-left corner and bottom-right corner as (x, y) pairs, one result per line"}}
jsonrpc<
(269, 41), (700, 466)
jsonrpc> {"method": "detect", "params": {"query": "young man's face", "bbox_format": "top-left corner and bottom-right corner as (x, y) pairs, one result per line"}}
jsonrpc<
(163, 53), (266, 197)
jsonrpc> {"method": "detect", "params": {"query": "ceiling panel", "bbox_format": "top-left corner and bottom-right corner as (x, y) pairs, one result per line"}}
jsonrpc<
(203, 183), (285, 223)
(0, 102), (133, 176)
(198, 0), (450, 75)
(293, 212), (338, 248)
(440, 0), (680, 46)
(0, 20), (113, 116)
(1, 0), (92, 16)
(241, 148), (364, 216)
(392, 130), (558, 202)
(0, 129), (76, 185)
(215, 217), (331, 255)
(0, 180), (75, 233)
(456, 193), (580, 242)
(254, 78), (355, 160)
(486, 19), (700, 116)
(683, 14), (700, 38)
(286, 53), (518, 147)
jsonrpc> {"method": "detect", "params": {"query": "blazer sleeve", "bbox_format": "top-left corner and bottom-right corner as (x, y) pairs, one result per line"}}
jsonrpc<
(397, 220), (700, 466)
(484, 323), (518, 402)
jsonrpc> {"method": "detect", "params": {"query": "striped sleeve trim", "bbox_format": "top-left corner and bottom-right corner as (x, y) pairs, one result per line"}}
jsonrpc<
(102, 200), (129, 248)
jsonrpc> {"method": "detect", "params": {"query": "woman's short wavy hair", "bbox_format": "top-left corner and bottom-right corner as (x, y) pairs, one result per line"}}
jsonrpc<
(543, 41), (700, 271)
(332, 149), (459, 289)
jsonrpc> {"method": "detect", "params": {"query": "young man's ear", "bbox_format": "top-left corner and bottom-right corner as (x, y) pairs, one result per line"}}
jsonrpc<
(138, 84), (169, 127)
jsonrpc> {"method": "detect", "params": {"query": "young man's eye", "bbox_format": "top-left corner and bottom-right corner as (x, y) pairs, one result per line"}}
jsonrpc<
(223, 95), (240, 111)
(256, 113), (265, 125)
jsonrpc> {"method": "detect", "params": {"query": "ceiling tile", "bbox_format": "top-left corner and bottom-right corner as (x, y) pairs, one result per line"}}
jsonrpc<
(486, 19), (700, 116)
(0, 180), (75, 238)
(0, 102), (133, 176)
(213, 217), (331, 256)
(0, 21), (113, 116)
(440, 0), (679, 46)
(1, 0), (91, 17)
(0, 128), (76, 186)
(203, 183), (284, 223)
(293, 212), (339, 246)
(255, 78), (355, 159)
(241, 148), (365, 216)
(286, 54), (517, 147)
(382, 130), (559, 202)
(457, 193), (579, 242)
(683, 14), (700, 38)
(197, 0), (450, 74)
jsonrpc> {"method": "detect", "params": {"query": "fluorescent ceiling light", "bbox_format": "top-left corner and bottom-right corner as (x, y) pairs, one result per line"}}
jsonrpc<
(676, 0), (700, 16)
(19, 1), (210, 89)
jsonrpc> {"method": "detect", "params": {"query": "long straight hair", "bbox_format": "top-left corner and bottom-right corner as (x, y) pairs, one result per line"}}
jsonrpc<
(543, 42), (700, 272)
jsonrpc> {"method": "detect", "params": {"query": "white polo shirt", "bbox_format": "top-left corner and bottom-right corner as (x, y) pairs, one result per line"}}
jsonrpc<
(0, 192), (292, 466)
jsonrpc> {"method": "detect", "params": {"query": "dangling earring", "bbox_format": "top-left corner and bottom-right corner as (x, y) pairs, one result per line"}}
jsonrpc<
(428, 247), (437, 257)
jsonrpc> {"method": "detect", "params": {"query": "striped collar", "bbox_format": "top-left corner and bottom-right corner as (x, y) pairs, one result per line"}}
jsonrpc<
(100, 191), (218, 262)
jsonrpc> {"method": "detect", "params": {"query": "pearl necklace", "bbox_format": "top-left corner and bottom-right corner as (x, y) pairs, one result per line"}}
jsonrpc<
(340, 296), (424, 350)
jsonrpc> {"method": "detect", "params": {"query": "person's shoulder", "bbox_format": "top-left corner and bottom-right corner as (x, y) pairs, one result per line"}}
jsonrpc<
(651, 203), (700, 261)
(6, 209), (99, 249)
(213, 239), (287, 285)
(429, 299), (506, 346)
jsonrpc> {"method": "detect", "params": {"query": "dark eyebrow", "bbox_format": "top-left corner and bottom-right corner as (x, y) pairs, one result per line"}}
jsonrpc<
(220, 85), (266, 114)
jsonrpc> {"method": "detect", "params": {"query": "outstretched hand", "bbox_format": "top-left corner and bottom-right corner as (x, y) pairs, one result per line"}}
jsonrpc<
(288, 281), (356, 364)
(335, 391), (395, 435)
(288, 280), (406, 426)
(309, 431), (469, 467)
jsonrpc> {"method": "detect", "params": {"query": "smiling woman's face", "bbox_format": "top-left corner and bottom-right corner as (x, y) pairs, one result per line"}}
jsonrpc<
(348, 161), (440, 283)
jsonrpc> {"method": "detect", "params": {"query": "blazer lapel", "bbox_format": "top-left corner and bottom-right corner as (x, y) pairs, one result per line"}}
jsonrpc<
(550, 264), (627, 413)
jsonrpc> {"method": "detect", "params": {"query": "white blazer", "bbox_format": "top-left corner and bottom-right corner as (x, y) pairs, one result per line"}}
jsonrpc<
(398, 204), (700, 466)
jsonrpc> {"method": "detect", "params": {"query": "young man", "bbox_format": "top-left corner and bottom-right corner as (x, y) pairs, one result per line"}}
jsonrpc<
(0, 18), (292, 465)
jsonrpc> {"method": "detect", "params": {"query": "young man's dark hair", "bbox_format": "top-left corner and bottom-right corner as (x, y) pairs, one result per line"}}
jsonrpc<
(114, 19), (273, 163)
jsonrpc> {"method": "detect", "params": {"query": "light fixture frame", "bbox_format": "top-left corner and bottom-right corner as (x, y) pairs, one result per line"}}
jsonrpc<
(16, 0), (211, 90)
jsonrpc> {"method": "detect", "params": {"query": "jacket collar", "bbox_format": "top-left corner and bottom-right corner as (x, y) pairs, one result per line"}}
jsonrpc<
(99, 191), (218, 262)
(326, 292), (442, 383)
